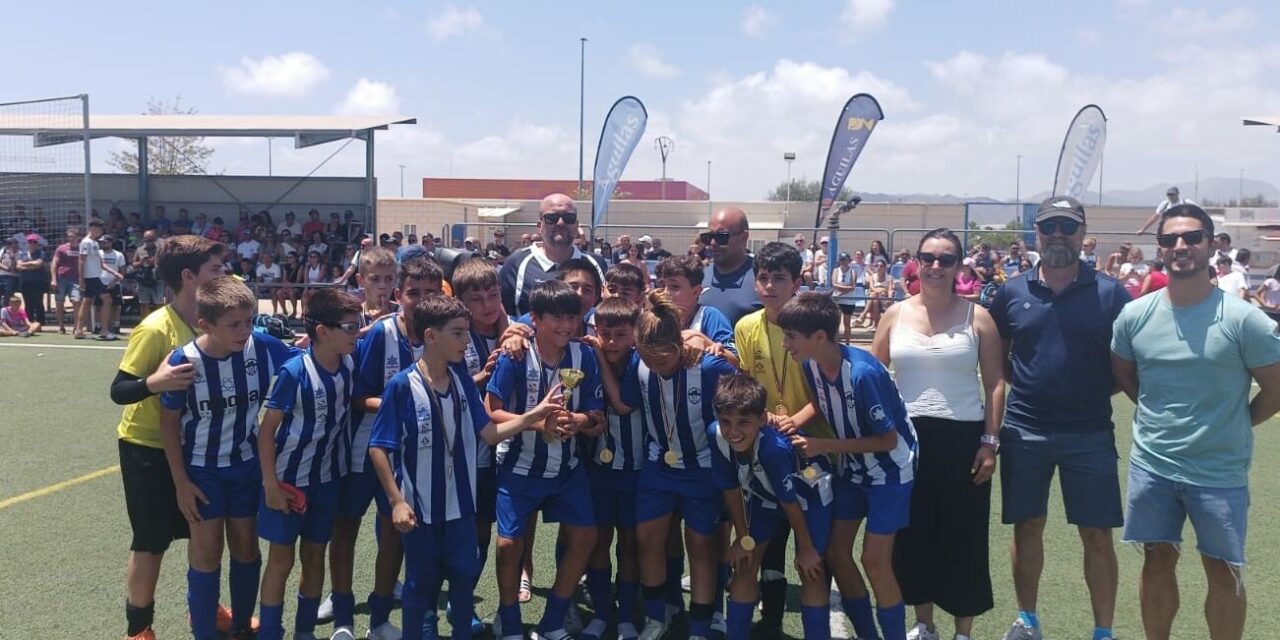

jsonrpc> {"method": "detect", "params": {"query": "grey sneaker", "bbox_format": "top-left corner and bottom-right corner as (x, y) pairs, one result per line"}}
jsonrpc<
(638, 619), (668, 640)
(906, 623), (939, 640)
(1001, 619), (1043, 640)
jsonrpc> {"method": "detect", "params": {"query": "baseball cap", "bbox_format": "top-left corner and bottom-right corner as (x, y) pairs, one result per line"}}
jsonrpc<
(464, 236), (476, 244)
(838, 252), (851, 261)
(25, 234), (39, 243)
(820, 236), (830, 244)
(1035, 196), (1086, 223)
(396, 244), (431, 263)
(638, 235), (653, 243)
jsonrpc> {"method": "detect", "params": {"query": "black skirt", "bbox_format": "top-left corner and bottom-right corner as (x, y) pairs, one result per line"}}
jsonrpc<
(892, 416), (994, 617)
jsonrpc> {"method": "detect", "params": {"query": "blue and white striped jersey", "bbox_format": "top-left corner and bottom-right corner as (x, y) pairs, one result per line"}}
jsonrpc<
(688, 305), (737, 355)
(160, 334), (300, 469)
(588, 350), (646, 471)
(801, 344), (917, 486)
(370, 364), (492, 524)
(709, 423), (835, 513)
(350, 314), (423, 472)
(621, 353), (737, 471)
(487, 340), (603, 478)
(464, 324), (503, 470)
(265, 350), (355, 487)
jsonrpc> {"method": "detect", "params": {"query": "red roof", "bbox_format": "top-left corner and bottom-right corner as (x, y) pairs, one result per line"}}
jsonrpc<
(422, 178), (708, 201)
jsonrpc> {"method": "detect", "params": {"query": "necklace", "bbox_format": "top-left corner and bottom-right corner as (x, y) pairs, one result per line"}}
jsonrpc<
(532, 343), (567, 443)
(738, 448), (757, 551)
(764, 318), (789, 416)
(656, 371), (680, 466)
(417, 361), (460, 479)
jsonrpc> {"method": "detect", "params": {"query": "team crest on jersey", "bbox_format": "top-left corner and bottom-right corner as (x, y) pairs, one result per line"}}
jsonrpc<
(869, 404), (885, 422)
(844, 391), (856, 410)
(688, 387), (702, 405)
(244, 358), (258, 377)
(417, 428), (432, 450)
(220, 377), (236, 393)
(416, 405), (431, 427)
(384, 359), (400, 383)
(314, 391), (329, 413)
(527, 380), (541, 398)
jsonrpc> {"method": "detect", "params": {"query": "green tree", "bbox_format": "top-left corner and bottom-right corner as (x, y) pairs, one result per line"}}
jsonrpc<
(766, 178), (853, 203)
(966, 219), (1027, 249)
(1202, 193), (1277, 207)
(107, 96), (216, 175)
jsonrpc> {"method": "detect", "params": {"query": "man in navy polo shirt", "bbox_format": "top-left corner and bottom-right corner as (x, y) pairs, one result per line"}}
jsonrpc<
(499, 193), (607, 317)
(699, 207), (761, 327)
(990, 196), (1131, 640)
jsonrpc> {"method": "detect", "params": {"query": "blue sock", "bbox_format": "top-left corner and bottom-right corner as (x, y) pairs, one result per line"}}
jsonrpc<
(332, 591), (356, 629)
(1019, 610), (1040, 630)
(295, 594), (320, 633)
(714, 562), (730, 615)
(664, 555), (685, 609)
(258, 603), (284, 640)
(842, 596), (881, 640)
(617, 580), (639, 626)
(369, 592), (394, 628)
(726, 599), (756, 639)
(688, 602), (713, 638)
(228, 559), (259, 632)
(540, 594), (571, 631)
(802, 605), (831, 640)
(643, 584), (666, 623)
(498, 603), (522, 637)
(1093, 627), (1114, 640)
(402, 601), (426, 640)
(586, 569), (615, 624)
(475, 532), (492, 581)
(186, 567), (220, 640)
(875, 602), (906, 640)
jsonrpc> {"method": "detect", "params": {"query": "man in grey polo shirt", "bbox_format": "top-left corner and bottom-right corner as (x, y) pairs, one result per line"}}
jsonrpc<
(990, 196), (1131, 640)
(699, 206), (761, 327)
(1112, 203), (1280, 640)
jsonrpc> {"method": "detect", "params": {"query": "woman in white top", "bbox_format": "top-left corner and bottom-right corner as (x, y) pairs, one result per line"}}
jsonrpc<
(870, 227), (1006, 640)
(301, 250), (326, 318)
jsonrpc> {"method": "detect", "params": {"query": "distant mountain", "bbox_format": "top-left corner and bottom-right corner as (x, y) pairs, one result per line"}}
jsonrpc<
(854, 192), (1004, 204)
(1027, 177), (1280, 207)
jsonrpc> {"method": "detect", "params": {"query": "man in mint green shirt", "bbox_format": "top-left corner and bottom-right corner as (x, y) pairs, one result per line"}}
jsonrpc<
(1112, 204), (1280, 640)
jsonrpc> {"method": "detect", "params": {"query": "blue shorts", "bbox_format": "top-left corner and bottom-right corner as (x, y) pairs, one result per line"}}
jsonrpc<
(336, 468), (390, 519)
(476, 466), (497, 524)
(1122, 463), (1249, 566)
(496, 465), (596, 539)
(999, 425), (1123, 528)
(833, 477), (913, 535)
(402, 518), (481, 612)
(258, 481), (340, 546)
(187, 459), (261, 520)
(636, 464), (723, 536)
(55, 278), (80, 302)
(589, 465), (639, 529)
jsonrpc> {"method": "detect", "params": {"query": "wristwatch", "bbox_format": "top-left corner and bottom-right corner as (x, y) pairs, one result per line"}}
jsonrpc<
(980, 434), (1001, 453)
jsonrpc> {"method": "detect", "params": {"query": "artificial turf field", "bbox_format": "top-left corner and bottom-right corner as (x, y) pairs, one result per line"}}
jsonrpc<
(1, 336), (1277, 639)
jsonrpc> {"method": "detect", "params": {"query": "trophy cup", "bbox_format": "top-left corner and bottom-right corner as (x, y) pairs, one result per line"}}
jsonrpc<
(544, 368), (585, 443)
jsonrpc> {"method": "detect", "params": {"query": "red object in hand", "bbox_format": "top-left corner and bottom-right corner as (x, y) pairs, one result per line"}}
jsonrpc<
(278, 482), (307, 514)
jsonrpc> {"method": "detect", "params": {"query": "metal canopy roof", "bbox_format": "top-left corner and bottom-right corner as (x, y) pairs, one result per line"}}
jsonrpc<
(1243, 116), (1280, 131)
(0, 114), (417, 148)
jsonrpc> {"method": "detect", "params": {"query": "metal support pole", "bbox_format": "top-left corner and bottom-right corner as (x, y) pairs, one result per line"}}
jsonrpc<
(81, 95), (91, 218)
(578, 37), (587, 199)
(137, 136), (149, 220)
(365, 132), (376, 232)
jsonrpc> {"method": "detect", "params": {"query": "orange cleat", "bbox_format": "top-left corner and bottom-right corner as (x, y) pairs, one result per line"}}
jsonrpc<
(124, 629), (156, 640)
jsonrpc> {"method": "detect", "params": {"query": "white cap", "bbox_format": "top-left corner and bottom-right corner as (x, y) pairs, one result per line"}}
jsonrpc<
(638, 235), (653, 243)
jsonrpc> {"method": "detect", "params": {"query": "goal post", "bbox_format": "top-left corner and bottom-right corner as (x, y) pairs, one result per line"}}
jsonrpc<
(0, 94), (92, 240)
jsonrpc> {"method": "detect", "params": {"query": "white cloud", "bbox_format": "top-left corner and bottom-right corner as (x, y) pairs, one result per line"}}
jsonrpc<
(741, 6), (775, 38)
(427, 5), (486, 42)
(841, 0), (895, 33)
(1159, 7), (1253, 37)
(336, 79), (401, 115)
(627, 44), (681, 78)
(218, 52), (329, 97)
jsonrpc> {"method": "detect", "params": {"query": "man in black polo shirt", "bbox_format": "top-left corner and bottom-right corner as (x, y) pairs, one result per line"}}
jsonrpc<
(499, 193), (607, 317)
(990, 196), (1131, 640)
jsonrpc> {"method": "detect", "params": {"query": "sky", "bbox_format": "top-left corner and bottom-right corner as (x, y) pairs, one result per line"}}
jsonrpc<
(3, 0), (1279, 201)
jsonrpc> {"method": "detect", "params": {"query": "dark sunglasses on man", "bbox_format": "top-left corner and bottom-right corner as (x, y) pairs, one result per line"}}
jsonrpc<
(916, 252), (959, 268)
(542, 212), (577, 226)
(1155, 229), (1206, 248)
(698, 230), (739, 245)
(1035, 218), (1081, 236)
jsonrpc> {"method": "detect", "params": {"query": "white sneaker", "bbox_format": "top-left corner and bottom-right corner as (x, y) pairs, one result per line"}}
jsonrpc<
(907, 623), (940, 640)
(317, 593), (335, 623)
(330, 627), (356, 640)
(681, 574), (692, 593)
(579, 618), (608, 639)
(638, 619), (668, 640)
(617, 621), (640, 640)
(367, 621), (403, 640)
(529, 628), (573, 640)
(664, 603), (683, 624)
(710, 611), (727, 639)
(392, 580), (403, 602)
(295, 633), (318, 640)
(563, 605), (584, 633)
(1000, 620), (1043, 640)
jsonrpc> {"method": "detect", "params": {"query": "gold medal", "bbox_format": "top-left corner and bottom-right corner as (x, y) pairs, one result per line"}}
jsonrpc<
(599, 448), (614, 464)
(774, 404), (788, 417)
(740, 535), (756, 551)
(803, 465), (819, 480)
(664, 450), (680, 466)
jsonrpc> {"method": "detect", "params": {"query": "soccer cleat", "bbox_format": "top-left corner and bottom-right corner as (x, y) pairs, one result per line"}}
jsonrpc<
(638, 619), (669, 640)
(317, 594), (334, 623)
(563, 605), (584, 633)
(710, 611), (727, 639)
(421, 612), (438, 640)
(617, 621), (640, 640)
(751, 617), (783, 639)
(330, 628), (356, 640)
(529, 628), (573, 640)
(367, 621), (403, 640)
(1000, 620), (1043, 640)
(295, 633), (318, 640)
(906, 623), (939, 640)
(124, 629), (157, 640)
(579, 618), (608, 640)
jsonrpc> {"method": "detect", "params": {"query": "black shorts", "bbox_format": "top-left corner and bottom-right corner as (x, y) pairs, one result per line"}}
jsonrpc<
(119, 439), (189, 553)
(83, 277), (107, 298)
(838, 304), (857, 315)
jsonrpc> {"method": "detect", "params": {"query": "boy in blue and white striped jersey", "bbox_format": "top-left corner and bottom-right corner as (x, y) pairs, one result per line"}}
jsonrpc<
(159, 276), (301, 640)
(369, 294), (564, 640)
(487, 280), (604, 640)
(577, 297), (647, 639)
(329, 255), (442, 640)
(779, 292), (918, 640)
(708, 374), (834, 640)
(256, 287), (363, 640)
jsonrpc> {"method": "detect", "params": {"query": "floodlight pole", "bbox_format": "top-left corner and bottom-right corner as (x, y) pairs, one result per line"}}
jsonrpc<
(655, 136), (674, 200)
(399, 164), (406, 197)
(578, 37), (587, 200)
(783, 151), (796, 223)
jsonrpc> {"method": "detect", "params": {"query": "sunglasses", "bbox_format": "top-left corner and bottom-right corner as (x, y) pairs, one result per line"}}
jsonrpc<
(698, 230), (741, 245)
(916, 252), (959, 268)
(541, 212), (578, 225)
(1155, 229), (1207, 248)
(1035, 218), (1081, 236)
